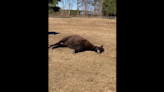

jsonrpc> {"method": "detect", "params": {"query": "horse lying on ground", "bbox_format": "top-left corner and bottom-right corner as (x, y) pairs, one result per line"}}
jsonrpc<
(49, 35), (104, 54)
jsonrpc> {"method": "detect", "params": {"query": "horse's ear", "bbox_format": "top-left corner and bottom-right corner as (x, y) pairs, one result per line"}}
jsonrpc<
(101, 45), (103, 47)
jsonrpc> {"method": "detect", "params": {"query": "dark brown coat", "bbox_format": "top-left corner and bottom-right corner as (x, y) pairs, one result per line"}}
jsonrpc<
(49, 35), (104, 54)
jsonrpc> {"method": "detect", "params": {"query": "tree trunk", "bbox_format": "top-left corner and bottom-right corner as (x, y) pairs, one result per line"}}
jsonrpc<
(77, 2), (79, 16)
(82, 3), (83, 17)
(69, 4), (70, 16)
(77, 8), (79, 16)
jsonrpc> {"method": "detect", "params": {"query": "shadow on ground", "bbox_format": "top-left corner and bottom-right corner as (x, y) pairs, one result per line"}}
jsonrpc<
(48, 32), (59, 35)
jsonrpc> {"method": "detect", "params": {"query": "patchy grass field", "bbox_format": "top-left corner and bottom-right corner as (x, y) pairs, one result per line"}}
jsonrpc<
(48, 17), (116, 92)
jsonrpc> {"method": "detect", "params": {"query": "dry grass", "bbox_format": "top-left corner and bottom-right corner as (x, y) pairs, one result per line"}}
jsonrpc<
(48, 17), (116, 92)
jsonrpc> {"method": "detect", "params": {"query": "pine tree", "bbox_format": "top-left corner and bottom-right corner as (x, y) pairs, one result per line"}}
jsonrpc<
(102, 0), (116, 16)
(48, 0), (61, 13)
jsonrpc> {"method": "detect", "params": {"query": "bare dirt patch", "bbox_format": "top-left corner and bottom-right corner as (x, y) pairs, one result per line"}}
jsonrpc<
(49, 17), (116, 92)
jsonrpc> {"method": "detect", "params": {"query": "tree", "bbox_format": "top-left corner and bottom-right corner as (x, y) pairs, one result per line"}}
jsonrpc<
(48, 0), (61, 13)
(92, 0), (98, 15)
(90, 0), (103, 15)
(48, 0), (60, 7)
(84, 0), (92, 15)
(97, 0), (103, 15)
(61, 0), (67, 14)
(102, 0), (116, 16)
(77, 0), (81, 16)
(78, 0), (93, 16)
(67, 0), (74, 16)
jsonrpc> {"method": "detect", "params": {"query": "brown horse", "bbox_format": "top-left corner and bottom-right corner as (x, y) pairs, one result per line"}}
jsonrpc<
(49, 35), (104, 54)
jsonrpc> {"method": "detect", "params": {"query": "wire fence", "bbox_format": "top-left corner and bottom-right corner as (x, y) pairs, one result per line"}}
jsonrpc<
(49, 14), (116, 19)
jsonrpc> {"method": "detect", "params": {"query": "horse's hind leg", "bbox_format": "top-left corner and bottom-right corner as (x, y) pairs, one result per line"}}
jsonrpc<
(52, 43), (67, 49)
(49, 43), (59, 48)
